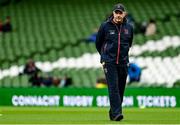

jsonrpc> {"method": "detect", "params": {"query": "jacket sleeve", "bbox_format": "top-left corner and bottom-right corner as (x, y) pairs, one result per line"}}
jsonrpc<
(129, 26), (134, 47)
(95, 23), (105, 54)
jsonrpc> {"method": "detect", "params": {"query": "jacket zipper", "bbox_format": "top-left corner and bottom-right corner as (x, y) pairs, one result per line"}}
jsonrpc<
(115, 25), (122, 64)
(103, 43), (107, 52)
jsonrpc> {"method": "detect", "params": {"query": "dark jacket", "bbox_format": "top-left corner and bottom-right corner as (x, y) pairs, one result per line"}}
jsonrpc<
(96, 17), (133, 65)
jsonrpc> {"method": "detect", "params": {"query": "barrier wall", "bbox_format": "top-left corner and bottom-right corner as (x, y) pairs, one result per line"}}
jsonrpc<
(0, 88), (179, 108)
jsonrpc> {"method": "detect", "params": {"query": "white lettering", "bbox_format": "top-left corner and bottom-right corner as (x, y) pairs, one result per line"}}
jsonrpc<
(96, 96), (134, 107)
(170, 96), (176, 107)
(137, 96), (145, 107)
(11, 95), (60, 106)
(96, 96), (109, 107)
(12, 95), (18, 106)
(122, 96), (134, 107)
(63, 96), (93, 107)
(137, 96), (177, 108)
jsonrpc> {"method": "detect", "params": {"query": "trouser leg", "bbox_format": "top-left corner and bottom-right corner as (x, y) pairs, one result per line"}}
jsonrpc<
(103, 63), (121, 117)
(117, 66), (128, 106)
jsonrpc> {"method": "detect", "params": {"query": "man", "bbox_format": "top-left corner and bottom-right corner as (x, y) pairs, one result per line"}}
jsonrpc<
(19, 59), (41, 86)
(2, 16), (12, 32)
(96, 3), (133, 121)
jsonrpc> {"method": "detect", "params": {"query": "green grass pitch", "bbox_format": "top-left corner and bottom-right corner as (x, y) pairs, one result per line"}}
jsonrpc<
(0, 107), (180, 124)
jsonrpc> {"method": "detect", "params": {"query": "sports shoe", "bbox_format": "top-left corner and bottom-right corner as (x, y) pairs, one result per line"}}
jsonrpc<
(109, 109), (124, 121)
(112, 114), (123, 121)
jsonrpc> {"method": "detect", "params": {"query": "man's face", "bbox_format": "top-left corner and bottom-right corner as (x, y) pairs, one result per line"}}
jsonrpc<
(113, 10), (126, 24)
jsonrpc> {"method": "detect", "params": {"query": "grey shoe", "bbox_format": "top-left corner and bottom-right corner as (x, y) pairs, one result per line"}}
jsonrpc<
(112, 114), (123, 121)
(109, 109), (123, 121)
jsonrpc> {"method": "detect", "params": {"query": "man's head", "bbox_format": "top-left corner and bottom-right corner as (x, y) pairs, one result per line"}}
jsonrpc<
(112, 3), (127, 24)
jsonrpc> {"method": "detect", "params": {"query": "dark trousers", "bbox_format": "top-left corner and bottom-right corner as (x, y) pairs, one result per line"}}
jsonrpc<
(103, 63), (128, 117)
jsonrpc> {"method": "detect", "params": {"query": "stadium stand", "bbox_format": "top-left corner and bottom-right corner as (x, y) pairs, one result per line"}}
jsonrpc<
(0, 0), (180, 88)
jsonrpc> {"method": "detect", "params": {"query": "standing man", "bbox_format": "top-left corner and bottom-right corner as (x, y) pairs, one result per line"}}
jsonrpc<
(96, 3), (133, 121)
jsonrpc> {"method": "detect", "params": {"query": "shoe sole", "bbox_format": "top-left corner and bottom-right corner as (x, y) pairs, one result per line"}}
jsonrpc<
(113, 114), (123, 121)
